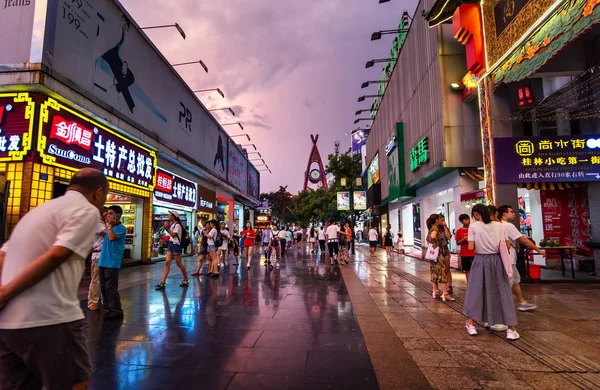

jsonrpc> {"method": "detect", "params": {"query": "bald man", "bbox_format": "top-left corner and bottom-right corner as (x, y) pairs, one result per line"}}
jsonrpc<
(0, 168), (108, 390)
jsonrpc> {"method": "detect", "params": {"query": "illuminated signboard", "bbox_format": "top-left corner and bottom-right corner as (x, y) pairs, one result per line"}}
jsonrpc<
(385, 136), (397, 156)
(409, 137), (429, 171)
(337, 192), (350, 211)
(367, 153), (380, 188)
(38, 98), (157, 191)
(0, 93), (35, 162)
(153, 167), (197, 209)
(197, 186), (216, 213)
(354, 191), (367, 210)
(494, 136), (600, 183)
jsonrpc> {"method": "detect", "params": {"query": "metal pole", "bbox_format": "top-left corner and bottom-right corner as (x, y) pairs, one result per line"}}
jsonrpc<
(350, 183), (355, 255)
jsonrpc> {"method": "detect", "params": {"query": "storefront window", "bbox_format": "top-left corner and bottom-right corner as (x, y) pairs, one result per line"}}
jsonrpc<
(105, 193), (142, 263)
(151, 205), (193, 258)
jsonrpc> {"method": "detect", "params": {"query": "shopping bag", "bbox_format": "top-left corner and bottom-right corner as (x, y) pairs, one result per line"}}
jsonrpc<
(425, 244), (439, 262)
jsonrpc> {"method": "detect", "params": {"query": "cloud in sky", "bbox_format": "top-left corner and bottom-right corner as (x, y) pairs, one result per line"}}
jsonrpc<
(122, 0), (418, 193)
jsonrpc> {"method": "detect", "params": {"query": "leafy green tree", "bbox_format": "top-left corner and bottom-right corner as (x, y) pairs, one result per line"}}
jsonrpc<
(260, 185), (293, 225)
(289, 150), (363, 227)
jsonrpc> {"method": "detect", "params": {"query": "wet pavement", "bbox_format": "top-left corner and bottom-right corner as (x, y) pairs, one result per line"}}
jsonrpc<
(81, 244), (600, 389)
(348, 245), (600, 390)
(82, 247), (378, 389)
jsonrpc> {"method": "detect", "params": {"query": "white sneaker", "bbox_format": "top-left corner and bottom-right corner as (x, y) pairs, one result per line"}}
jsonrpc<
(518, 302), (538, 312)
(506, 329), (520, 340)
(487, 324), (508, 332)
(466, 321), (478, 336)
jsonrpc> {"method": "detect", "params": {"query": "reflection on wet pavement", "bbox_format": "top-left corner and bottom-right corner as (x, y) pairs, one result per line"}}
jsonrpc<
(84, 247), (378, 389)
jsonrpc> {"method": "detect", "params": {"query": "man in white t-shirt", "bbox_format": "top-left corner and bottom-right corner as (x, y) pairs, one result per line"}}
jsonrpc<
(325, 221), (340, 263)
(0, 168), (108, 390)
(499, 205), (545, 312)
(368, 226), (379, 257)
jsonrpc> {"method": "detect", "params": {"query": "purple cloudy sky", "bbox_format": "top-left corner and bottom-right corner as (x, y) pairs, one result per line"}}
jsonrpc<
(121, 0), (417, 193)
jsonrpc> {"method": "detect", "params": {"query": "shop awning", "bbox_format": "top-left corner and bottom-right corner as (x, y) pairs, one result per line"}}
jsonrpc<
(517, 182), (581, 190)
(460, 168), (485, 182)
(461, 189), (486, 202)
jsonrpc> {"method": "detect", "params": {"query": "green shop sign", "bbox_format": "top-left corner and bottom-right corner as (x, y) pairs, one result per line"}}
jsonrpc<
(409, 137), (429, 171)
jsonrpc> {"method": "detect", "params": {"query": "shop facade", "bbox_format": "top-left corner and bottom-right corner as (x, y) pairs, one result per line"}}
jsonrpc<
(0, 91), (157, 263)
(441, 0), (600, 274)
(364, 0), (482, 252)
(151, 166), (197, 258)
(1, 0), (261, 262)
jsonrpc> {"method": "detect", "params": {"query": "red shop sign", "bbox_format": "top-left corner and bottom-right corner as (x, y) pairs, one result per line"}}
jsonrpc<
(0, 92), (36, 162)
(153, 167), (197, 209)
(38, 98), (157, 191)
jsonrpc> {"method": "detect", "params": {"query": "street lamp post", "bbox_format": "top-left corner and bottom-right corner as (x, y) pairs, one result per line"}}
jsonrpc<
(172, 60), (208, 73)
(341, 177), (363, 255)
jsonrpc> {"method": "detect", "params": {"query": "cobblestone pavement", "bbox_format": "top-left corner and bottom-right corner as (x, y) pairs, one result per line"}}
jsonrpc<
(348, 244), (600, 390)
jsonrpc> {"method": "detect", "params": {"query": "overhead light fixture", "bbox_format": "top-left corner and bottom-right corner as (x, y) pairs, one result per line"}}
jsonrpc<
(365, 58), (396, 69)
(450, 83), (461, 89)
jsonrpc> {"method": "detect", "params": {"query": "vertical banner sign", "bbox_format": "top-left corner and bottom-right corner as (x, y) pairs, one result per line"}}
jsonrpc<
(0, 0), (35, 65)
(153, 167), (197, 209)
(0, 93), (35, 162)
(38, 97), (157, 191)
(337, 192), (350, 211)
(353, 191), (367, 210)
(247, 165), (259, 199)
(541, 188), (592, 248)
(227, 140), (248, 193)
(540, 191), (562, 243)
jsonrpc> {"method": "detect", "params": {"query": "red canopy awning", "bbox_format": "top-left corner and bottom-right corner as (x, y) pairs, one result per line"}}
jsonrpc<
(461, 189), (485, 202)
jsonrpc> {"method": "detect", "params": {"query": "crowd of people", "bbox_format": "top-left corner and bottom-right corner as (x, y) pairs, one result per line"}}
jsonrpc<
(426, 204), (545, 340)
(0, 166), (549, 388)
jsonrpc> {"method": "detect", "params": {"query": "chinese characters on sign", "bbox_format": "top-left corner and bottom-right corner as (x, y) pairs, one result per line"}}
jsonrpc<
(409, 137), (428, 171)
(540, 188), (593, 248)
(153, 167), (197, 209)
(38, 98), (157, 191)
(0, 93), (35, 162)
(495, 136), (600, 183)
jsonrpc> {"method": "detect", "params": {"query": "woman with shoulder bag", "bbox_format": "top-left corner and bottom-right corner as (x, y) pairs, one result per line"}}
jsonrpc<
(426, 214), (453, 302)
(463, 204), (519, 340)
